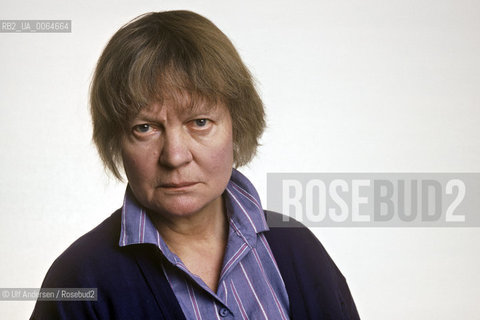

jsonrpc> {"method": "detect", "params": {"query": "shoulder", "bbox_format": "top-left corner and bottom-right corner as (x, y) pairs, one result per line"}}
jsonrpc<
(40, 209), (125, 288)
(31, 209), (165, 319)
(263, 210), (360, 320)
(264, 210), (331, 259)
(31, 210), (126, 319)
(263, 210), (339, 274)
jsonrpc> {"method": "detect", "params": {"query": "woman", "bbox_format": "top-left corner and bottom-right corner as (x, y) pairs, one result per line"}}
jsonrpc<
(31, 10), (359, 319)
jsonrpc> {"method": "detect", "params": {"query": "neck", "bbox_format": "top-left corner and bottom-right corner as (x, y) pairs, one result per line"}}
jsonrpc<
(151, 196), (228, 251)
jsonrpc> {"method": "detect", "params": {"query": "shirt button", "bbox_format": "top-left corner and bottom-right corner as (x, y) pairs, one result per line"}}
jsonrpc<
(219, 307), (229, 317)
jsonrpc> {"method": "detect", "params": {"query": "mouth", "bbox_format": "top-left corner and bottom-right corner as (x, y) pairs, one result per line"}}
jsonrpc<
(159, 182), (199, 190)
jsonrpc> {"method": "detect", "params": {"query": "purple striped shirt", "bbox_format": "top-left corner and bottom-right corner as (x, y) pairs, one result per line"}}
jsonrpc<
(119, 169), (290, 319)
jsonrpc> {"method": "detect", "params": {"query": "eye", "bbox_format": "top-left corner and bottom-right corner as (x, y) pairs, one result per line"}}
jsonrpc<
(132, 124), (152, 134)
(194, 119), (208, 127)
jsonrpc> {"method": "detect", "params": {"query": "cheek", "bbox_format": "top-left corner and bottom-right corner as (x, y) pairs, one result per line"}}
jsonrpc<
(122, 146), (158, 183)
(207, 136), (234, 173)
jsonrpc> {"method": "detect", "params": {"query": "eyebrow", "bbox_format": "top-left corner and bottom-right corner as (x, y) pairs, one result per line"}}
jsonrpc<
(132, 103), (220, 122)
(132, 114), (159, 122)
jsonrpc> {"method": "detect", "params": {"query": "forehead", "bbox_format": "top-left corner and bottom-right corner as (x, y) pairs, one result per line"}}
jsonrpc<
(135, 90), (224, 118)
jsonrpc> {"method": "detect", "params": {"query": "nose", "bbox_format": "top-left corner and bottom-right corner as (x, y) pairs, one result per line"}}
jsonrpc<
(158, 129), (193, 168)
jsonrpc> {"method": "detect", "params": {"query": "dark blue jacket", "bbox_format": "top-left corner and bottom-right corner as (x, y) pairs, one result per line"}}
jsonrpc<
(31, 210), (360, 319)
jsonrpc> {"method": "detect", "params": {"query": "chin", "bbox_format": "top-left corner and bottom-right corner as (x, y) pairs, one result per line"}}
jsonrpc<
(150, 198), (212, 218)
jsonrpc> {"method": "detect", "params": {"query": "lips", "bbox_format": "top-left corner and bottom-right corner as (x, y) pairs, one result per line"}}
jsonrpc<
(159, 182), (198, 188)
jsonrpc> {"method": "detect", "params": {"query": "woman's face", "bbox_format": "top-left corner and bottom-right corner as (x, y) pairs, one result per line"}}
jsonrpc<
(121, 97), (234, 220)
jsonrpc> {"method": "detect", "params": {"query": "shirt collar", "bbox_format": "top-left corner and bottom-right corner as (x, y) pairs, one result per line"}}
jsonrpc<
(119, 168), (268, 251)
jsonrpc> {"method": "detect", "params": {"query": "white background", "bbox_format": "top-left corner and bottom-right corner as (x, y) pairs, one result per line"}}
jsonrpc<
(1, 0), (479, 319)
